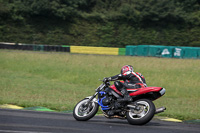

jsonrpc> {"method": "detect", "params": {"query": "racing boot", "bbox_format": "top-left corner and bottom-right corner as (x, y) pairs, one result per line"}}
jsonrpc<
(117, 87), (132, 103)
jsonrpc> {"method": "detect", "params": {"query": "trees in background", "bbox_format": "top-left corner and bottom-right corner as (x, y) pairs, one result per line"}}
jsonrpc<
(0, 0), (199, 47)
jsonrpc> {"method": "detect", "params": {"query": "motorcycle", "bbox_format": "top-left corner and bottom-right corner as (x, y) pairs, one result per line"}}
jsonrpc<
(73, 80), (166, 125)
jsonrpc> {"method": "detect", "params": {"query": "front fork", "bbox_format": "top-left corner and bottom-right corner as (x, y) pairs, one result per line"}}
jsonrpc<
(87, 92), (98, 102)
(84, 92), (98, 108)
(84, 83), (106, 107)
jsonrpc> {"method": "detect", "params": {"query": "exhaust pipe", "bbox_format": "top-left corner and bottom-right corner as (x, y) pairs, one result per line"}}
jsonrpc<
(155, 107), (166, 114)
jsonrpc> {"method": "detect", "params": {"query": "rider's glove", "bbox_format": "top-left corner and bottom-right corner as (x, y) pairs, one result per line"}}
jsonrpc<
(103, 77), (110, 82)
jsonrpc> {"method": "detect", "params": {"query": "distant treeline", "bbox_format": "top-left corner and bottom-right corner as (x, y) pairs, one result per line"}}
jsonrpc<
(0, 0), (200, 47)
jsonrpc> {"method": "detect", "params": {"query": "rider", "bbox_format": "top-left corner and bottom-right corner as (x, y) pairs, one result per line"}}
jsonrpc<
(103, 65), (147, 102)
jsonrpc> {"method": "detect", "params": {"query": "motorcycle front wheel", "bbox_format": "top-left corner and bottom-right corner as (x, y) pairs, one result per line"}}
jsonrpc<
(126, 99), (155, 125)
(73, 98), (99, 121)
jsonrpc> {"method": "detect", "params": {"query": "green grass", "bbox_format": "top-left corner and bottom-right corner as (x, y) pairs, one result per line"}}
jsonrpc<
(0, 49), (200, 120)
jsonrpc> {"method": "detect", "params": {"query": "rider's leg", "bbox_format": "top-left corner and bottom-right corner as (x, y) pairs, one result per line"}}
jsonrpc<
(114, 81), (132, 102)
(118, 83), (146, 102)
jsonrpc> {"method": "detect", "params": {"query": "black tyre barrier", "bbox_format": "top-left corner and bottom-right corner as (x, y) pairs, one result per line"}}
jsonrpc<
(43, 45), (70, 52)
(0, 43), (70, 52)
(0, 44), (17, 49)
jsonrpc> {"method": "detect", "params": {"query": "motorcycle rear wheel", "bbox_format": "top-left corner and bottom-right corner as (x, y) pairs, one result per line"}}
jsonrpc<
(73, 98), (99, 121)
(126, 99), (155, 125)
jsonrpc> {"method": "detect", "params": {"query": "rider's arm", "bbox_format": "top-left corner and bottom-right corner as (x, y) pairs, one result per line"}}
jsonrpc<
(108, 74), (123, 81)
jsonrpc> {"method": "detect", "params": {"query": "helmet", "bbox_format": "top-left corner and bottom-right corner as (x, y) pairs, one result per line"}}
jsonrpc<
(121, 65), (134, 75)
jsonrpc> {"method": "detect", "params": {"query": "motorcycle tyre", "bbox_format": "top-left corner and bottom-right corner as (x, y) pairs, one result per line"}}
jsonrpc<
(73, 98), (99, 121)
(126, 99), (155, 125)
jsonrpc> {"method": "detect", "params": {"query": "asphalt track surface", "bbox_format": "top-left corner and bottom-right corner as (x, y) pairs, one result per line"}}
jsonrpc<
(0, 109), (199, 133)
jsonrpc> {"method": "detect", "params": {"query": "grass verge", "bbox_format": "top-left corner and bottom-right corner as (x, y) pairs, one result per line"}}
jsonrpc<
(0, 50), (199, 120)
